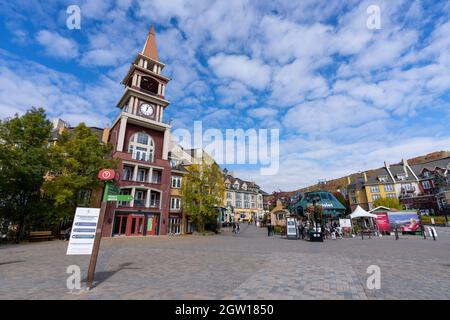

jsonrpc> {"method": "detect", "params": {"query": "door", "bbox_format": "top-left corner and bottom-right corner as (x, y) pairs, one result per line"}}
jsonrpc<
(113, 214), (128, 236)
(128, 215), (144, 236)
(146, 215), (159, 235)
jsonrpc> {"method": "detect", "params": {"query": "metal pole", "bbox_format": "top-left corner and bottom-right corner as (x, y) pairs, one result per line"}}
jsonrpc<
(86, 182), (109, 289)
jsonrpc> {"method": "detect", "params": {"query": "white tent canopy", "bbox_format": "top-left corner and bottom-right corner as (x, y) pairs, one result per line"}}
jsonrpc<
(350, 205), (377, 219)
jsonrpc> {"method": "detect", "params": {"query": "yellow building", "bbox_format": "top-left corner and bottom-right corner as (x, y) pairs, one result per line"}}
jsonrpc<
(347, 172), (369, 211)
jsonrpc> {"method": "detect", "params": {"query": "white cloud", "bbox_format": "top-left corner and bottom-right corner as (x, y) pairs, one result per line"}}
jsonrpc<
(36, 30), (78, 59)
(208, 54), (271, 90)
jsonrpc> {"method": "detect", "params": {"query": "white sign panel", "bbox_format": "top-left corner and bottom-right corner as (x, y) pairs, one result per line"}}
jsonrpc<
(339, 219), (352, 228)
(66, 207), (100, 255)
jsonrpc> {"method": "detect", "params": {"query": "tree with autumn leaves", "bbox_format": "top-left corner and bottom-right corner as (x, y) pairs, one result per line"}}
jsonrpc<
(181, 160), (225, 233)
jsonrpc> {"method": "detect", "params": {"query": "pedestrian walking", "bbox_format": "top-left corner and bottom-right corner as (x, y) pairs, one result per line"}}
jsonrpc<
(236, 222), (240, 234)
(395, 225), (399, 240)
(267, 223), (271, 237)
(420, 224), (426, 239)
(232, 222), (236, 234)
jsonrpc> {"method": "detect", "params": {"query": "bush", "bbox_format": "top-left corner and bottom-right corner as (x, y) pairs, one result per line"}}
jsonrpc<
(273, 225), (286, 235)
(420, 215), (447, 226)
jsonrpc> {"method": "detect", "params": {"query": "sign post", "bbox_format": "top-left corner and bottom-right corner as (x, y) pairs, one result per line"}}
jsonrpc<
(86, 169), (116, 289)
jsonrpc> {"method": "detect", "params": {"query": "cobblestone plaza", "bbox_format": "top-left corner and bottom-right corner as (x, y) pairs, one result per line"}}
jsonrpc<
(1, 225), (449, 300)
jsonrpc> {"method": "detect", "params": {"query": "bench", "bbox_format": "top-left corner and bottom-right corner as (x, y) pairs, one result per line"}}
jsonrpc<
(29, 231), (55, 242)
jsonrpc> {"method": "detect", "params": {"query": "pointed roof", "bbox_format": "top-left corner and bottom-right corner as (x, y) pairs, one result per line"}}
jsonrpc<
(350, 205), (377, 219)
(141, 24), (159, 61)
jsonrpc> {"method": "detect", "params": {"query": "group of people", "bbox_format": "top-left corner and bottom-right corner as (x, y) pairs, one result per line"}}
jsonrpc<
(323, 222), (343, 240)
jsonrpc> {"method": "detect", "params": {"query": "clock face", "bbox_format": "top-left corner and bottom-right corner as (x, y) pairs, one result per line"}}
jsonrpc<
(140, 103), (154, 116)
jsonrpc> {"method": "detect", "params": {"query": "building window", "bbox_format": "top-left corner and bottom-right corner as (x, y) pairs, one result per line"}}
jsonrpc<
(233, 183), (239, 190)
(403, 183), (413, 191)
(397, 174), (406, 181)
(351, 196), (357, 204)
(122, 166), (133, 181)
(128, 132), (154, 162)
(151, 170), (162, 184)
(423, 180), (431, 189)
(244, 202), (250, 209)
(277, 213), (284, 220)
(370, 186), (380, 193)
(137, 168), (147, 182)
(384, 184), (394, 192)
(170, 197), (181, 210)
(387, 193), (396, 198)
(378, 175), (388, 182)
(227, 192), (232, 199)
(134, 190), (146, 207)
(372, 194), (381, 201)
(171, 176), (182, 188)
(236, 201), (242, 208)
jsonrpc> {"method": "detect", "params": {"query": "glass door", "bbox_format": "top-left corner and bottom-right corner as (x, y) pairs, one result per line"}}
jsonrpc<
(113, 214), (128, 236)
(129, 215), (144, 236)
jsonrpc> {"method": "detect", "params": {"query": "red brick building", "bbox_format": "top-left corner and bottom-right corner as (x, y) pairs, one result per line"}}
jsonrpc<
(102, 25), (172, 237)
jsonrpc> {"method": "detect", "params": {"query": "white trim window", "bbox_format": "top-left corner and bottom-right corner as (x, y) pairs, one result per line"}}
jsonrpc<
(384, 184), (394, 192)
(372, 194), (381, 201)
(128, 132), (155, 162)
(370, 186), (380, 193)
(171, 176), (182, 188)
(170, 197), (181, 210)
(422, 180), (431, 190)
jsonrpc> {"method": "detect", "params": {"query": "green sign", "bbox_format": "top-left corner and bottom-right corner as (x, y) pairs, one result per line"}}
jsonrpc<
(108, 184), (120, 196)
(103, 182), (133, 202)
(107, 194), (134, 202)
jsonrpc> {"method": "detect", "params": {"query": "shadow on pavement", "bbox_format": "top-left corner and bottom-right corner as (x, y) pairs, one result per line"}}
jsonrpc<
(84, 262), (141, 289)
(0, 260), (25, 266)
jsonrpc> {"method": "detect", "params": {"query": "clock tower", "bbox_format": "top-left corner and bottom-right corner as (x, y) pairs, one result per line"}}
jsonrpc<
(103, 25), (173, 237)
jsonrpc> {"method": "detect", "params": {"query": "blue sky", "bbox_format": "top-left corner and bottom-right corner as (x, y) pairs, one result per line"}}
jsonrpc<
(1, 0), (450, 192)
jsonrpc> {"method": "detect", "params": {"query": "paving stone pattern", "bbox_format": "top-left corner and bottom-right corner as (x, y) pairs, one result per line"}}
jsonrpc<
(0, 224), (449, 299)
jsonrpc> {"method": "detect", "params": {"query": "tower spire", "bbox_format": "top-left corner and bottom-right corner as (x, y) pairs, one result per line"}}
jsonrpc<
(141, 24), (159, 61)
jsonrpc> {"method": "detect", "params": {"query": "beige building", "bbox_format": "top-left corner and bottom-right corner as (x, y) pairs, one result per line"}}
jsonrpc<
(223, 169), (264, 222)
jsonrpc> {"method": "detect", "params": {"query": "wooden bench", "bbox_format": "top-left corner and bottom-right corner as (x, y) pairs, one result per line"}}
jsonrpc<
(29, 231), (55, 242)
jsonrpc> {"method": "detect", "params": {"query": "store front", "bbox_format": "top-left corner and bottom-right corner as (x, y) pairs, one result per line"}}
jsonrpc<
(112, 211), (160, 236)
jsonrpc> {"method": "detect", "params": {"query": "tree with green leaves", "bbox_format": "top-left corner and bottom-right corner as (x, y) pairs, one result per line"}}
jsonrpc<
(0, 108), (53, 242)
(43, 123), (115, 221)
(373, 197), (403, 210)
(181, 160), (225, 233)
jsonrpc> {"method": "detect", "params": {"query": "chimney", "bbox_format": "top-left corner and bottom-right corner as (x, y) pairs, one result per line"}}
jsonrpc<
(347, 176), (351, 184)
(402, 159), (409, 176)
(363, 171), (368, 182)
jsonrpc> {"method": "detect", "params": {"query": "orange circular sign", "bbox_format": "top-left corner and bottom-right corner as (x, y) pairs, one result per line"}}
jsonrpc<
(98, 169), (115, 180)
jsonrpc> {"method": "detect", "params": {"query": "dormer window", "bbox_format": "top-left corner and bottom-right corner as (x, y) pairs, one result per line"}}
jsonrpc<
(423, 171), (430, 178)
(378, 175), (388, 182)
(242, 183), (247, 191)
(233, 183), (239, 190)
(397, 174), (406, 181)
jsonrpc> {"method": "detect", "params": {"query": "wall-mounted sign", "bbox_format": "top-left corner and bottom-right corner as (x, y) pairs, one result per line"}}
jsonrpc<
(67, 207), (100, 255)
(98, 169), (115, 181)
